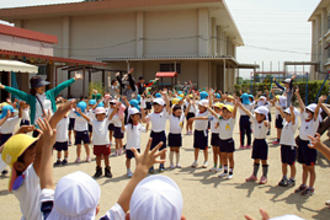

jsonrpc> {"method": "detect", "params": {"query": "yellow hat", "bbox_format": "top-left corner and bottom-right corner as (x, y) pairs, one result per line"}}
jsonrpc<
(227, 95), (234, 99)
(179, 93), (184, 98)
(223, 104), (234, 113)
(0, 102), (9, 111)
(1, 134), (37, 191)
(171, 98), (180, 105)
(188, 94), (193, 98)
(213, 102), (224, 109)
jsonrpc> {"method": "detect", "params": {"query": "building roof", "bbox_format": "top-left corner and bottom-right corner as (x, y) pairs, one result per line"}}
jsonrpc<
(0, 0), (243, 46)
(0, 23), (58, 44)
(308, 0), (329, 21)
(0, 49), (106, 66)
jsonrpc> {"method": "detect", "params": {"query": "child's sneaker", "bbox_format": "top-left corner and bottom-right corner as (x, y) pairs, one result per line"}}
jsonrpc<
(1, 170), (8, 176)
(53, 160), (61, 167)
(287, 178), (295, 187)
(294, 184), (307, 193)
(169, 164), (175, 169)
(217, 167), (223, 172)
(259, 176), (267, 184)
(69, 140), (72, 146)
(209, 167), (217, 172)
(61, 159), (68, 165)
(86, 157), (91, 163)
(93, 166), (102, 178)
(104, 166), (112, 178)
(176, 164), (182, 168)
(227, 173), (233, 179)
(159, 164), (165, 173)
(202, 161), (208, 168)
(75, 158), (81, 163)
(272, 140), (279, 145)
(218, 172), (227, 178)
(239, 145), (245, 149)
(246, 175), (257, 182)
(301, 187), (314, 196)
(245, 145), (251, 149)
(127, 170), (133, 178)
(149, 166), (155, 174)
(278, 177), (288, 187)
(191, 161), (198, 168)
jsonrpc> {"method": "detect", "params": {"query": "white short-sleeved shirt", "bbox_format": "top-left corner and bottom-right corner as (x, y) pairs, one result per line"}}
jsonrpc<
(73, 114), (88, 132)
(125, 123), (146, 149)
(13, 164), (42, 220)
(101, 203), (126, 220)
(251, 117), (268, 139)
(86, 109), (96, 121)
(112, 114), (122, 127)
(169, 115), (184, 134)
(299, 113), (319, 141)
(146, 110), (169, 132)
(194, 111), (209, 131)
(21, 108), (30, 121)
(219, 117), (236, 140)
(239, 103), (254, 116)
(280, 120), (298, 146)
(91, 119), (111, 145)
(68, 109), (76, 119)
(35, 94), (53, 122)
(209, 115), (220, 133)
(56, 117), (69, 142)
(0, 116), (20, 134)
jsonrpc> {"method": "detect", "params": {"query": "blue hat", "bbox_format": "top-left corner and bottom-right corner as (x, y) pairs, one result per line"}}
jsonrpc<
(130, 99), (139, 108)
(215, 93), (221, 99)
(248, 94), (254, 100)
(137, 94), (141, 103)
(200, 91), (208, 100)
(88, 99), (97, 105)
(178, 91), (183, 95)
(0, 105), (16, 119)
(75, 101), (87, 116)
(155, 93), (162, 98)
(240, 93), (251, 105)
(97, 102), (104, 107)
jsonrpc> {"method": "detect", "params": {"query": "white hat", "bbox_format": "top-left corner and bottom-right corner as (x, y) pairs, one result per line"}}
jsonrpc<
(128, 107), (140, 115)
(130, 175), (183, 220)
(305, 103), (318, 113)
(283, 78), (291, 84)
(284, 107), (299, 116)
(259, 96), (267, 101)
(198, 99), (209, 107)
(255, 106), (269, 117)
(270, 214), (305, 220)
(153, 98), (165, 106)
(95, 107), (106, 115)
(47, 171), (101, 220)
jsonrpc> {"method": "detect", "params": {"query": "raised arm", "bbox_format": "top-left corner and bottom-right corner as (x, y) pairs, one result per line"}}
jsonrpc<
(161, 90), (171, 114)
(308, 133), (330, 160)
(0, 83), (30, 103)
(108, 102), (120, 120)
(207, 106), (220, 118)
(237, 102), (252, 118)
(232, 101), (238, 119)
(314, 96), (326, 121)
(290, 105), (296, 125)
(76, 108), (91, 123)
(320, 103), (330, 116)
(49, 72), (81, 97)
(294, 88), (305, 113)
(273, 78), (284, 91)
(275, 105), (285, 118)
(0, 111), (9, 127)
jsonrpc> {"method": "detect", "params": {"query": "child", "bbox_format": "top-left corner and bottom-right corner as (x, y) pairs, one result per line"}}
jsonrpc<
(185, 94), (196, 135)
(53, 113), (70, 166)
(238, 103), (270, 184)
(208, 103), (238, 179)
(294, 90), (323, 196)
(239, 93), (254, 149)
(109, 100), (126, 156)
(108, 99), (116, 145)
(272, 94), (287, 145)
(168, 104), (187, 169)
(209, 102), (224, 173)
(123, 107), (146, 177)
(73, 101), (91, 163)
(273, 74), (296, 107)
(189, 99), (210, 168)
(79, 106), (115, 178)
(20, 101), (30, 126)
(142, 94), (169, 173)
(68, 102), (76, 146)
(0, 104), (22, 146)
(276, 105), (299, 187)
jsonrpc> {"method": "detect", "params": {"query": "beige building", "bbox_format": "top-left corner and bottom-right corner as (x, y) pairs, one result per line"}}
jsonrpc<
(309, 0), (330, 79)
(0, 0), (244, 95)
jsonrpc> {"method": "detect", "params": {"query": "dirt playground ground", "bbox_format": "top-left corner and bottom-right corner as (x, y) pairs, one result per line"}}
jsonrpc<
(0, 112), (329, 220)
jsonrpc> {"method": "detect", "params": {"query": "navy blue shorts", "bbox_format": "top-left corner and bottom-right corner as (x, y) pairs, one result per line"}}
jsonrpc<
(126, 149), (140, 159)
(296, 136), (317, 166)
(88, 124), (93, 133)
(69, 118), (75, 131)
(75, 130), (90, 145)
(20, 119), (30, 126)
(0, 133), (12, 146)
(113, 127), (124, 139)
(168, 133), (182, 147)
(186, 112), (195, 121)
(219, 138), (235, 153)
(281, 145), (296, 165)
(194, 130), (208, 150)
(252, 139), (268, 160)
(211, 133), (220, 146)
(54, 141), (68, 151)
(108, 123), (115, 131)
(275, 115), (283, 129)
(150, 131), (166, 150)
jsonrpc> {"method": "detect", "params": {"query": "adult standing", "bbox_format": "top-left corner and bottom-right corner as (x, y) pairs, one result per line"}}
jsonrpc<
(116, 68), (137, 101)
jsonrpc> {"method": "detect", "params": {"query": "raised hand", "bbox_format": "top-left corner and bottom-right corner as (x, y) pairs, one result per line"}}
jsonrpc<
(0, 83), (4, 89)
(74, 72), (83, 80)
(319, 95), (326, 103)
(128, 68), (134, 75)
(244, 209), (270, 220)
(308, 133), (321, 149)
(36, 117), (56, 146)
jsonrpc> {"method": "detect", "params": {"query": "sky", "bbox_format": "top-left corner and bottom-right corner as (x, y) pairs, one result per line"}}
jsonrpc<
(0, 0), (321, 78)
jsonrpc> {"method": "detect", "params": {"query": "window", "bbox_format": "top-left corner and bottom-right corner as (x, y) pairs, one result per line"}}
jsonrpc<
(159, 63), (181, 73)
(37, 64), (48, 76)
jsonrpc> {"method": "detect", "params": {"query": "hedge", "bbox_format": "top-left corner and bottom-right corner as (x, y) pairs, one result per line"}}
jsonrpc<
(234, 80), (329, 104)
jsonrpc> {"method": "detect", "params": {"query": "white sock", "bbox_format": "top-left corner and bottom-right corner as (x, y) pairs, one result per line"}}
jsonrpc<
(175, 152), (180, 165)
(169, 151), (174, 165)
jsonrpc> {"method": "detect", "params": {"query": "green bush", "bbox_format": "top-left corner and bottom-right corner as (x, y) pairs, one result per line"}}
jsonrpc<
(88, 82), (104, 98)
(234, 80), (329, 104)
